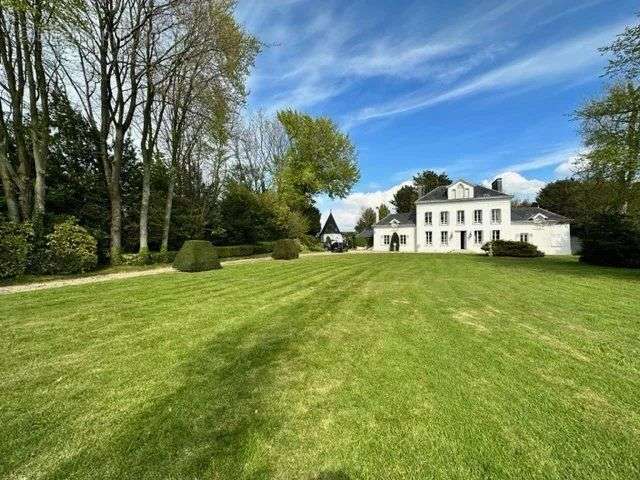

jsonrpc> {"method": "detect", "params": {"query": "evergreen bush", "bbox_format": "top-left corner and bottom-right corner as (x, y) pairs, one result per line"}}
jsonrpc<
(481, 240), (544, 258)
(173, 240), (221, 272)
(580, 213), (640, 268)
(45, 219), (98, 274)
(272, 239), (299, 260)
(0, 222), (33, 280)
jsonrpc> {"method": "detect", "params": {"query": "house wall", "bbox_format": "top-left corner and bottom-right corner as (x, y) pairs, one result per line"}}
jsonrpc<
(321, 233), (344, 244)
(415, 198), (512, 253)
(510, 222), (571, 255)
(372, 226), (416, 252)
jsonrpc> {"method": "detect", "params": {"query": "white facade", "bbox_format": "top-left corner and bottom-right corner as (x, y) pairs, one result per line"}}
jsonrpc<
(373, 180), (572, 255)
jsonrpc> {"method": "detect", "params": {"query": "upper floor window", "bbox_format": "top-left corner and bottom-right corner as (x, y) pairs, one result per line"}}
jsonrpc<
(441, 231), (448, 245)
(424, 212), (432, 225)
(425, 231), (433, 245)
(520, 233), (529, 243)
(473, 209), (482, 224)
(457, 210), (465, 224)
(492, 230), (500, 241)
(383, 235), (390, 245)
(491, 208), (501, 224)
(440, 211), (449, 225)
(400, 234), (407, 245)
(463, 188), (470, 198)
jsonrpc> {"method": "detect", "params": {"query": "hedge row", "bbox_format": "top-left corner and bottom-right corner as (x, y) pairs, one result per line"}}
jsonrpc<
(481, 240), (544, 258)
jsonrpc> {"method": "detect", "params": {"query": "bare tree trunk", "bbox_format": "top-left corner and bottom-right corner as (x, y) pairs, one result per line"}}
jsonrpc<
(160, 168), (175, 252)
(0, 100), (20, 221)
(109, 129), (124, 262)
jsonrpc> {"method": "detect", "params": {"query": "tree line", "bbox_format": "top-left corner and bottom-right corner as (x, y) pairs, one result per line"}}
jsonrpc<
(0, 0), (359, 265)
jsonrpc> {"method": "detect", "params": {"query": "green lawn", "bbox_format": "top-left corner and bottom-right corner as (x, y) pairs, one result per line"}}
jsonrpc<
(1, 254), (639, 480)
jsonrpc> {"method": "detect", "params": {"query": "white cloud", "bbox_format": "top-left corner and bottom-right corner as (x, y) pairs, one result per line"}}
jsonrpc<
(483, 171), (546, 201)
(316, 181), (411, 231)
(554, 151), (587, 177)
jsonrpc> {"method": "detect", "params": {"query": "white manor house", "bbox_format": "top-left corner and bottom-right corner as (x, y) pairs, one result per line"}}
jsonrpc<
(372, 178), (571, 255)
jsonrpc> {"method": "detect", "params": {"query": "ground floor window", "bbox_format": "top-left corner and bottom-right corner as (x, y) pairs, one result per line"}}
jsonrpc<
(400, 234), (407, 245)
(474, 230), (483, 244)
(520, 233), (529, 243)
(441, 231), (448, 246)
(383, 235), (390, 245)
(492, 230), (500, 241)
(425, 231), (432, 245)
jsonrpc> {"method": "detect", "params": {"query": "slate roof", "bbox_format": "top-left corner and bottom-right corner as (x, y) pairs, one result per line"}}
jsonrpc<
(511, 206), (570, 223)
(319, 212), (341, 235)
(373, 212), (416, 227)
(357, 227), (374, 238)
(417, 181), (510, 202)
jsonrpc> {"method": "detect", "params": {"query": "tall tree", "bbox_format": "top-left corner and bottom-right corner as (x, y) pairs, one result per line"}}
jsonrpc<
(378, 203), (390, 220)
(413, 170), (451, 196)
(576, 83), (640, 212)
(575, 16), (640, 213)
(355, 207), (376, 233)
(276, 110), (359, 205)
(391, 185), (418, 213)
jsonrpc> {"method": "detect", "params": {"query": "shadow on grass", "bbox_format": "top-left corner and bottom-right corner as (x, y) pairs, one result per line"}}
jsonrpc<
(44, 262), (370, 480)
(467, 254), (640, 282)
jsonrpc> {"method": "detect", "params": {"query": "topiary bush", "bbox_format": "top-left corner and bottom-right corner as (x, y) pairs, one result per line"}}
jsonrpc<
(173, 240), (221, 272)
(272, 239), (299, 260)
(580, 213), (640, 268)
(481, 240), (544, 258)
(0, 221), (33, 280)
(45, 219), (98, 274)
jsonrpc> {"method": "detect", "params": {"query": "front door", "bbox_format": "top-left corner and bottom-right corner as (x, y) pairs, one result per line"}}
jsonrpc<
(460, 231), (466, 250)
(390, 232), (400, 252)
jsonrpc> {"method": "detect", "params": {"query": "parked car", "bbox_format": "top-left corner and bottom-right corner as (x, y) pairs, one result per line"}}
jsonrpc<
(330, 241), (346, 253)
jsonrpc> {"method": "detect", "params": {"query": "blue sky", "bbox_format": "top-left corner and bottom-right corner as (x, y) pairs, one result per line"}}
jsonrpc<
(236, 0), (637, 229)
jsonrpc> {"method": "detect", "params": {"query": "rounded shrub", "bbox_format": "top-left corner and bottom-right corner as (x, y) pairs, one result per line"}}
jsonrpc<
(173, 240), (221, 272)
(0, 222), (33, 280)
(45, 219), (98, 274)
(272, 239), (299, 260)
(481, 240), (544, 258)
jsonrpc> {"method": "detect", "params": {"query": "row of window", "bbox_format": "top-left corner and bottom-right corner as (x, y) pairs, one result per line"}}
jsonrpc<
(382, 234), (407, 245)
(382, 231), (530, 247)
(424, 230), (502, 246)
(424, 209), (501, 226)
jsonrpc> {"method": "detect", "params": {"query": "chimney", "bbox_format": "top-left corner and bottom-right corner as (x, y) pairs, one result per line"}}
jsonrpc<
(491, 177), (503, 192)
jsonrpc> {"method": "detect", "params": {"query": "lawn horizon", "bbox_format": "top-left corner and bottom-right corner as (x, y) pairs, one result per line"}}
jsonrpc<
(1, 253), (639, 479)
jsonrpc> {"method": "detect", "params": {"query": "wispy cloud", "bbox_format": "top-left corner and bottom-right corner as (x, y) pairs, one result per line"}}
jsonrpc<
(343, 20), (626, 128)
(240, 0), (560, 113)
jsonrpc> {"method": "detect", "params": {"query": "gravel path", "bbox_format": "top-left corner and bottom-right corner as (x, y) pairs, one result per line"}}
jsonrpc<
(0, 251), (356, 296)
(0, 255), (275, 296)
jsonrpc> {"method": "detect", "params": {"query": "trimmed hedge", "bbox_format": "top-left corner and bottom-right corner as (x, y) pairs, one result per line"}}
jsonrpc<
(581, 213), (640, 268)
(481, 240), (544, 258)
(173, 240), (221, 272)
(272, 239), (299, 260)
(0, 222), (33, 280)
(45, 219), (98, 274)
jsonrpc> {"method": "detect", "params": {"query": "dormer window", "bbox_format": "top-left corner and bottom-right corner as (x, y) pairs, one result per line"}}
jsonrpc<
(531, 213), (547, 223)
(390, 219), (400, 227)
